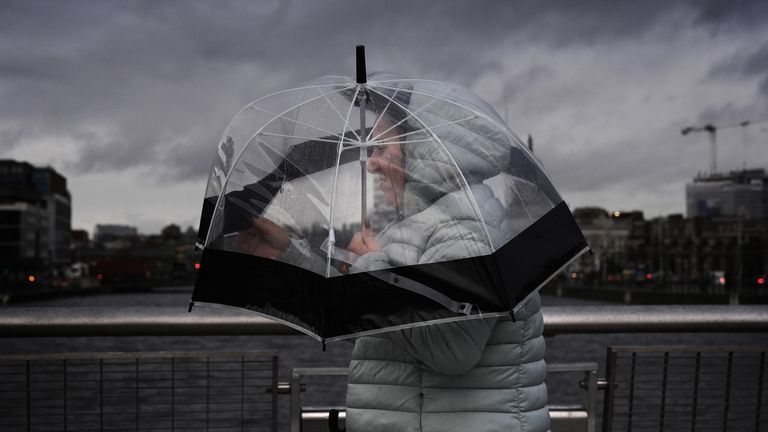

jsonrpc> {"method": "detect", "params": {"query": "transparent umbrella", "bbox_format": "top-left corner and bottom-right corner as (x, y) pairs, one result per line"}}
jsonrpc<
(191, 46), (589, 344)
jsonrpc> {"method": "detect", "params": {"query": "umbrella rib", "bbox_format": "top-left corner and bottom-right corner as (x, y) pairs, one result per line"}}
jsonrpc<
(508, 178), (534, 220)
(259, 132), (350, 144)
(315, 87), (361, 142)
(204, 86), (354, 247)
(375, 84), (506, 132)
(370, 78), (451, 85)
(368, 89), (446, 142)
(326, 86), (361, 277)
(373, 115), (478, 143)
(250, 106), (357, 145)
(242, 82), (353, 108)
(193, 301), (324, 342)
(345, 139), (436, 148)
(365, 87), (403, 142)
(368, 87), (496, 252)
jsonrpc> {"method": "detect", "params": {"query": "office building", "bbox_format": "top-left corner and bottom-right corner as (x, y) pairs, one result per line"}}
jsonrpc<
(686, 168), (768, 219)
(0, 160), (71, 267)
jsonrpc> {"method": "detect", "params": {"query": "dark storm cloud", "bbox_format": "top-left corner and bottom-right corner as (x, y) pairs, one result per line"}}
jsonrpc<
(694, 102), (765, 127)
(1, 0), (767, 186)
(703, 42), (768, 130)
(734, 45), (768, 76)
(693, 0), (768, 30)
(503, 66), (557, 102)
(709, 42), (768, 101)
(709, 44), (768, 78)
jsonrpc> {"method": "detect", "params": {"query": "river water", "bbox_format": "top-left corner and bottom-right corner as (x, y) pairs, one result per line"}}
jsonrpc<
(2, 288), (766, 430)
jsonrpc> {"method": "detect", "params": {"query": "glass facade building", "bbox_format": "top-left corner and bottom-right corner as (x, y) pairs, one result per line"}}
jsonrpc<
(686, 169), (768, 219)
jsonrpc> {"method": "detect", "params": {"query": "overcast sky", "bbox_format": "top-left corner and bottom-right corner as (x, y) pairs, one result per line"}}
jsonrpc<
(2, 0), (768, 234)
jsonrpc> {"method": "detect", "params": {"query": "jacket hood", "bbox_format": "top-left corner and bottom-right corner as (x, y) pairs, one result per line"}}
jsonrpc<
(398, 89), (511, 217)
(358, 73), (511, 217)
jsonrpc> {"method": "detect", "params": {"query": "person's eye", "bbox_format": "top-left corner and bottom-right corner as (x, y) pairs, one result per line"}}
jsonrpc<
(367, 144), (385, 157)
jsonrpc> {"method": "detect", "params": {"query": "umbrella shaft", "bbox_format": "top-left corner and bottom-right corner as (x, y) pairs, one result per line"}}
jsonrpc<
(361, 160), (367, 226)
(358, 89), (367, 229)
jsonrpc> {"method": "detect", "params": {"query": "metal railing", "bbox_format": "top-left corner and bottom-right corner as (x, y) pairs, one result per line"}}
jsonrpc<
(603, 345), (768, 432)
(287, 362), (600, 432)
(0, 351), (279, 432)
(549, 362), (599, 432)
(1, 305), (766, 337)
(290, 367), (349, 432)
(1, 304), (766, 432)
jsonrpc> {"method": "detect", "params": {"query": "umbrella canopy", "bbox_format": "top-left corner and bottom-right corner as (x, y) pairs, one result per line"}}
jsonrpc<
(192, 48), (588, 342)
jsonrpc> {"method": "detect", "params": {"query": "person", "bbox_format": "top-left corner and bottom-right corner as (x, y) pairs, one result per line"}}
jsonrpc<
(342, 113), (551, 432)
(234, 94), (551, 432)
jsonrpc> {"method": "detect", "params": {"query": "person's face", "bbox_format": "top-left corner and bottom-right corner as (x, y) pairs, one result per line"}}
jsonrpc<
(367, 119), (405, 208)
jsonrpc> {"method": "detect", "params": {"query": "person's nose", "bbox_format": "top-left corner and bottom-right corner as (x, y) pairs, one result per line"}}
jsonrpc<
(367, 154), (380, 174)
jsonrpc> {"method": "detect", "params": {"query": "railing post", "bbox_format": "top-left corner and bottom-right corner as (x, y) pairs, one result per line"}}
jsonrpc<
(603, 347), (617, 432)
(290, 369), (303, 432)
(585, 366), (598, 432)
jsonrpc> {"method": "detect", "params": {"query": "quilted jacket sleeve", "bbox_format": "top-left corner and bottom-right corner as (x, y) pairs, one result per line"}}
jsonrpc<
(387, 215), (499, 375)
(387, 316), (497, 375)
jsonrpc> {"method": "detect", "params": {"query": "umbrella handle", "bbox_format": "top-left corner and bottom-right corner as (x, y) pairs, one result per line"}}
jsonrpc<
(356, 45), (366, 84)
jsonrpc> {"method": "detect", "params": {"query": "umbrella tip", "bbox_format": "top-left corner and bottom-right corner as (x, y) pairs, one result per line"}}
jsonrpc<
(356, 45), (367, 84)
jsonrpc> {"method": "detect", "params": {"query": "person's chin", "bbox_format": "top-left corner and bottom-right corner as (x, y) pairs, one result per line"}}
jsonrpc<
(378, 183), (396, 206)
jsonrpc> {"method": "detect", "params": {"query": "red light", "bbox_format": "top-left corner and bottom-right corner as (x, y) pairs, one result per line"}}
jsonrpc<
(758, 277), (765, 285)
(96, 274), (103, 280)
(27, 275), (36, 283)
(645, 273), (653, 280)
(719, 276), (726, 284)
(194, 263), (201, 270)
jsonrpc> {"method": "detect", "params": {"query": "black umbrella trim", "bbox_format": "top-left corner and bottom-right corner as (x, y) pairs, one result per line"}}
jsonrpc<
(192, 200), (587, 339)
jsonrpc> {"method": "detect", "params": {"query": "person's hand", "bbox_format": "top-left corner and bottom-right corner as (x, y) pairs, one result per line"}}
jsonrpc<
(346, 219), (381, 257)
(236, 217), (290, 259)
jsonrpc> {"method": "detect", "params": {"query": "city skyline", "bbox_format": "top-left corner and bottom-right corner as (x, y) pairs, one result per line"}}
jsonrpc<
(2, 1), (768, 234)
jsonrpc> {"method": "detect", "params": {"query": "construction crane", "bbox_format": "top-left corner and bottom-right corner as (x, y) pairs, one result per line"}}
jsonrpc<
(681, 120), (751, 174)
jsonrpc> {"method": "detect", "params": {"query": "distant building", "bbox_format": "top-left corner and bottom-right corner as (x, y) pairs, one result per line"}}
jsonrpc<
(646, 214), (767, 289)
(686, 168), (768, 219)
(571, 207), (645, 281)
(0, 160), (71, 267)
(0, 202), (48, 263)
(70, 229), (90, 260)
(94, 224), (138, 241)
(568, 204), (768, 292)
(71, 229), (89, 246)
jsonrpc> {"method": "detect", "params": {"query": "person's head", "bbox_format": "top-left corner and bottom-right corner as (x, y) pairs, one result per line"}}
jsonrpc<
(367, 117), (405, 210)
